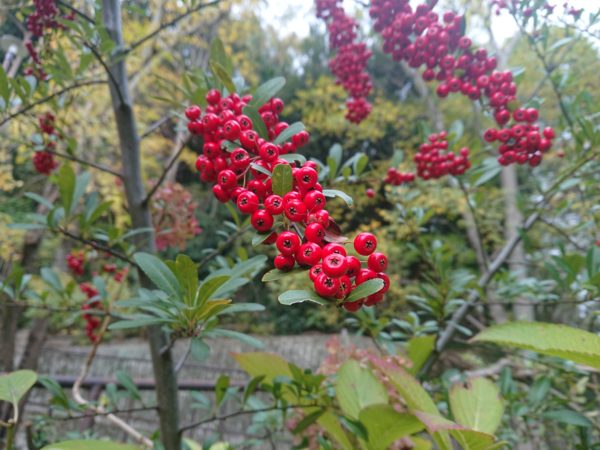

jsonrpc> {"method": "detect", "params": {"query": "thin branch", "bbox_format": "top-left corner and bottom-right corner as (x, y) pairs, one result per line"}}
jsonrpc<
(50, 405), (158, 421)
(174, 340), (192, 373)
(56, 227), (135, 266)
(179, 404), (316, 434)
(55, 0), (95, 24)
(141, 115), (172, 139)
(0, 80), (106, 127)
(538, 217), (586, 251)
(45, 149), (123, 178)
(142, 134), (190, 206)
(457, 178), (489, 270)
(82, 42), (126, 107)
(128, 0), (221, 52)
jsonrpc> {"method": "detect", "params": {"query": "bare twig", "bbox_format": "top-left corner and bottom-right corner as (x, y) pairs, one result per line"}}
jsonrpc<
(179, 404), (317, 434)
(128, 0), (221, 52)
(0, 80), (106, 127)
(142, 133), (190, 206)
(56, 227), (135, 266)
(55, 0), (95, 24)
(45, 149), (122, 178)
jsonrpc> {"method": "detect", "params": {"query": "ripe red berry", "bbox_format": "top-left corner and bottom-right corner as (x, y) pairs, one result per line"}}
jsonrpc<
(366, 188), (375, 198)
(236, 190), (259, 214)
(264, 194), (284, 215)
(185, 105), (201, 121)
(251, 210), (274, 232)
(217, 169), (237, 190)
(296, 242), (322, 266)
(367, 252), (388, 272)
(274, 254), (295, 271)
(314, 273), (340, 298)
(305, 222), (326, 243)
(309, 264), (323, 282)
(322, 243), (347, 257)
(276, 231), (301, 256)
(354, 232), (377, 256)
(284, 199), (307, 222)
(322, 253), (349, 278)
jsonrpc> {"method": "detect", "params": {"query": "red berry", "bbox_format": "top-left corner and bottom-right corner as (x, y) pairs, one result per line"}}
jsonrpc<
(354, 232), (377, 255)
(274, 254), (295, 271)
(314, 273), (340, 298)
(322, 253), (349, 277)
(236, 190), (259, 214)
(217, 169), (237, 190)
(251, 210), (274, 232)
(367, 252), (388, 272)
(305, 222), (325, 243)
(185, 105), (201, 121)
(322, 243), (347, 257)
(297, 242), (322, 266)
(276, 231), (301, 256)
(264, 194), (284, 215)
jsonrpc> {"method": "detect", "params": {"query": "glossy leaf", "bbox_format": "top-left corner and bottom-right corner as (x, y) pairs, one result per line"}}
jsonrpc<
(278, 289), (328, 306)
(249, 76), (285, 109)
(271, 163), (293, 196)
(449, 377), (504, 434)
(273, 122), (305, 145)
(336, 360), (388, 420)
(323, 189), (353, 208)
(472, 322), (600, 370)
(345, 279), (384, 303)
(133, 252), (181, 299)
(358, 404), (424, 450)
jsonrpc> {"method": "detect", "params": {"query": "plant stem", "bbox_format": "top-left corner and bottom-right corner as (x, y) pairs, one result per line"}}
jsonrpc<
(6, 424), (15, 450)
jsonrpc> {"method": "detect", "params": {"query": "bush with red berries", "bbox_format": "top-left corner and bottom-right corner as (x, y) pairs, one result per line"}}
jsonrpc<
(32, 112), (60, 175)
(185, 87), (388, 310)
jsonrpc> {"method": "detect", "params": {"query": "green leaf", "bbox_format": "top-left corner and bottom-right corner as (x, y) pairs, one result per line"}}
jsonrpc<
(345, 279), (384, 303)
(108, 317), (169, 330)
(323, 189), (353, 208)
(0, 370), (37, 410)
(71, 171), (91, 215)
(353, 153), (369, 175)
(209, 37), (232, 75)
(262, 268), (304, 282)
(336, 360), (388, 420)
(215, 303), (265, 316)
(293, 408), (326, 434)
(133, 252), (181, 299)
(56, 164), (76, 215)
(41, 440), (139, 450)
(233, 352), (292, 385)
(471, 322), (600, 370)
(0, 67), (9, 104)
(271, 163), (293, 196)
(25, 192), (54, 209)
(197, 275), (230, 306)
(273, 122), (305, 145)
(41, 267), (62, 291)
(191, 338), (211, 363)
(407, 335), (436, 375)
(278, 289), (328, 306)
(542, 409), (593, 427)
(116, 371), (141, 401)
(449, 378), (504, 434)
(242, 105), (268, 139)
(327, 144), (342, 179)
(249, 77), (285, 109)
(278, 153), (307, 165)
(210, 61), (236, 94)
(317, 410), (353, 450)
(172, 254), (198, 306)
(205, 328), (264, 349)
(358, 404), (424, 450)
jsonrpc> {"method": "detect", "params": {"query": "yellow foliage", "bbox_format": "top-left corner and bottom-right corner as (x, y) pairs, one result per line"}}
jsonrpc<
(0, 213), (25, 261)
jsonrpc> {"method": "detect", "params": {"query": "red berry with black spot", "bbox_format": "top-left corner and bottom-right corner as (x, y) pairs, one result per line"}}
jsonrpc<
(185, 105), (201, 121)
(236, 190), (259, 214)
(314, 273), (340, 298)
(305, 222), (325, 243)
(274, 254), (295, 271)
(297, 242), (322, 267)
(322, 243), (347, 257)
(354, 232), (377, 255)
(264, 194), (284, 215)
(368, 252), (388, 272)
(251, 210), (274, 232)
(322, 253), (349, 278)
(276, 231), (301, 256)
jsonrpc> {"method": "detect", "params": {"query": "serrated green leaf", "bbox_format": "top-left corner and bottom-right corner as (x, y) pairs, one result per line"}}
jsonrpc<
(273, 122), (305, 145)
(358, 405), (424, 450)
(271, 163), (293, 196)
(472, 322), (600, 370)
(449, 378), (504, 434)
(336, 360), (388, 420)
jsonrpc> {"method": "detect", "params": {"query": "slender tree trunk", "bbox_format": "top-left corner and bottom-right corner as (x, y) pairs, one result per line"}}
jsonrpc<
(101, 1), (181, 448)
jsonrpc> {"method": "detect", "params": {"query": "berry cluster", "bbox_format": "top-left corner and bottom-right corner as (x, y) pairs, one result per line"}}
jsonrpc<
(414, 132), (471, 179)
(24, 0), (74, 79)
(185, 89), (388, 310)
(368, 0), (554, 167)
(484, 112), (554, 167)
(79, 282), (102, 342)
(32, 112), (59, 175)
(66, 251), (86, 276)
(384, 168), (415, 186)
(316, 0), (373, 123)
(151, 182), (202, 251)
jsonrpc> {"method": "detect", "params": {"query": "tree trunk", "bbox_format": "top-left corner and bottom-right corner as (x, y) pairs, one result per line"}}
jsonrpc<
(500, 166), (534, 321)
(101, 1), (181, 448)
